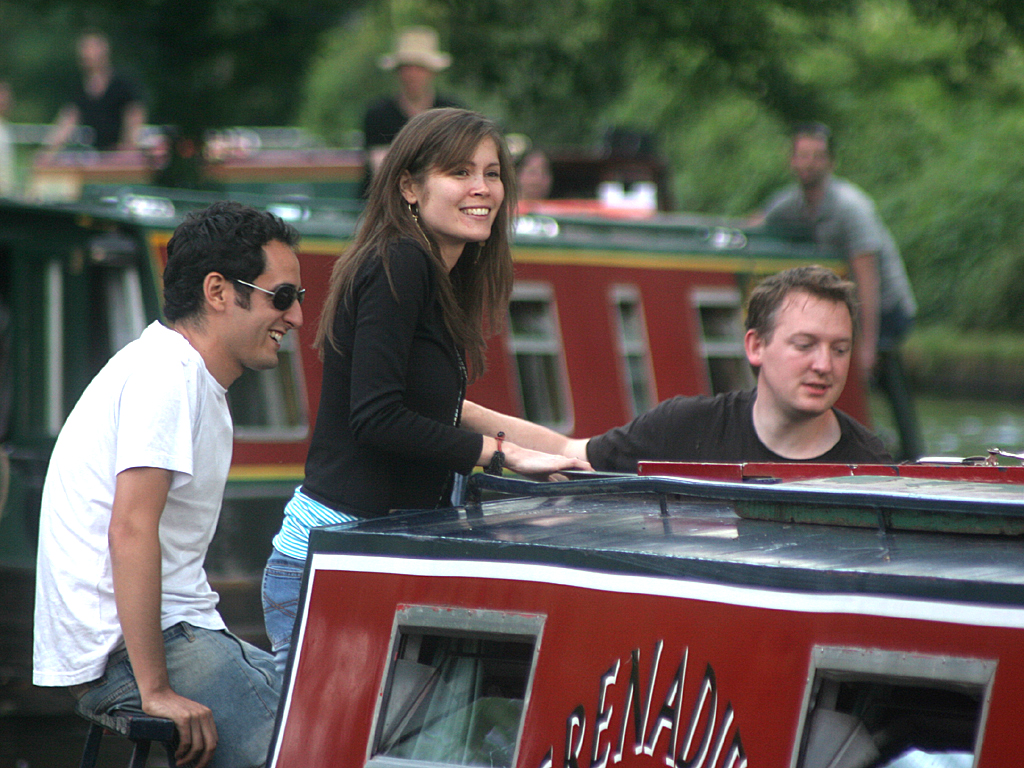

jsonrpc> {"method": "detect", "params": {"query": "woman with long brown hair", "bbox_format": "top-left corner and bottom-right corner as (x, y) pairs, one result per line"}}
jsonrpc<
(262, 109), (588, 672)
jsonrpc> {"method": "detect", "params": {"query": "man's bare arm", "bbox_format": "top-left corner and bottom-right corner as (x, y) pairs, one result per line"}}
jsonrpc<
(108, 466), (218, 768)
(119, 101), (147, 150)
(43, 105), (80, 154)
(850, 251), (880, 375)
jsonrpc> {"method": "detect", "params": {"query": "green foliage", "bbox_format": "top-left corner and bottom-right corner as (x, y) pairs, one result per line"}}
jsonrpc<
(0, 3), (96, 122)
(442, 0), (624, 144)
(605, 50), (792, 212)
(298, 0), (628, 146)
(299, 9), (419, 145)
(781, 0), (1024, 332)
(121, 0), (354, 133)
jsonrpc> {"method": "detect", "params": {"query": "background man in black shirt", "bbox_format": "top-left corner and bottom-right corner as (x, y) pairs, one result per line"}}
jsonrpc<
(463, 265), (893, 469)
(46, 31), (146, 153)
(362, 27), (462, 188)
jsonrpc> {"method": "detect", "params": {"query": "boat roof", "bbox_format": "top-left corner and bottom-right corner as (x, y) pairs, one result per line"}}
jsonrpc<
(0, 189), (832, 263)
(308, 472), (1024, 608)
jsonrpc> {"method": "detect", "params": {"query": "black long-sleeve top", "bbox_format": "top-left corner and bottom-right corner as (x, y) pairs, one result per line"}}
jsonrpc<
(302, 238), (483, 517)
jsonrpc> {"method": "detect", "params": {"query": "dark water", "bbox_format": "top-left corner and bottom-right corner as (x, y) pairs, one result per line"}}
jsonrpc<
(871, 393), (1024, 459)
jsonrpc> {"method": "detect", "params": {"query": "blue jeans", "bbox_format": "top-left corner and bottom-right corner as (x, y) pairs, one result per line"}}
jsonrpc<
(262, 548), (305, 675)
(74, 622), (281, 768)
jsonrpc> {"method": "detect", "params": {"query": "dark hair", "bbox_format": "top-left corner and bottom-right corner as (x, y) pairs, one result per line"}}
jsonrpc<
(163, 201), (300, 323)
(317, 108), (516, 380)
(77, 28), (108, 40)
(792, 122), (834, 157)
(745, 265), (858, 343)
(515, 148), (548, 171)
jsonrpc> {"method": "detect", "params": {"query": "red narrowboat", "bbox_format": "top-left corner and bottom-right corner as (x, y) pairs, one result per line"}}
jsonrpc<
(271, 460), (1024, 768)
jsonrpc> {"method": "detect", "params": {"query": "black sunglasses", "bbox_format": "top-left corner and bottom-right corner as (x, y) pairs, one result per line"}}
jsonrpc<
(234, 279), (305, 311)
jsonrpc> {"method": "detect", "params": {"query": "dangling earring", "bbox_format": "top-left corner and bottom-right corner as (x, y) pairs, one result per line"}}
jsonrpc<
(408, 201), (431, 244)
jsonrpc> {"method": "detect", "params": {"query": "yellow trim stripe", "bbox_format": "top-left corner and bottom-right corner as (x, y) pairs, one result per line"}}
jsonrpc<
(147, 230), (346, 257)
(513, 247), (845, 273)
(297, 237), (350, 254)
(229, 464), (305, 482)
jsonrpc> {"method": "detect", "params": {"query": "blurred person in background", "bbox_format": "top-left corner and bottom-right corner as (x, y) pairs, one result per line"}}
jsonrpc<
(516, 149), (553, 201)
(754, 123), (922, 461)
(361, 27), (463, 189)
(45, 30), (146, 153)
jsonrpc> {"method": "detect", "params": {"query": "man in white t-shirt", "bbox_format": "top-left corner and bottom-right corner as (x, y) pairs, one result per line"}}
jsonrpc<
(33, 201), (305, 768)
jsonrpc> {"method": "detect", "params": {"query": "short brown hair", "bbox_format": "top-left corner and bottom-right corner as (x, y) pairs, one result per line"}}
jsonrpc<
(792, 122), (834, 157)
(745, 265), (858, 343)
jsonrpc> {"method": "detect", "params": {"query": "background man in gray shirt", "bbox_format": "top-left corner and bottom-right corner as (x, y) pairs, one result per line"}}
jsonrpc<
(756, 123), (921, 460)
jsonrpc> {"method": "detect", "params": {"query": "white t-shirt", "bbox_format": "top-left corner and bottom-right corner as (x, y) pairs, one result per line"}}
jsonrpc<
(33, 321), (232, 687)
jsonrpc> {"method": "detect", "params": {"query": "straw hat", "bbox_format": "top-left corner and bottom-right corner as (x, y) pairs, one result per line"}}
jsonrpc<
(378, 27), (452, 72)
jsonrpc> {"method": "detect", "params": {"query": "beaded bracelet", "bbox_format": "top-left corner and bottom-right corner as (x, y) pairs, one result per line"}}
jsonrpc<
(486, 431), (505, 475)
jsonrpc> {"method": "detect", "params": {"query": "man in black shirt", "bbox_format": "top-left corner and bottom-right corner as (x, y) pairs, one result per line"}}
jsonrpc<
(463, 265), (893, 469)
(46, 31), (146, 152)
(362, 27), (461, 188)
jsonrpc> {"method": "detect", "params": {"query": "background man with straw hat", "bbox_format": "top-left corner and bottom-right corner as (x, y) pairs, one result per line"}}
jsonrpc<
(362, 26), (463, 183)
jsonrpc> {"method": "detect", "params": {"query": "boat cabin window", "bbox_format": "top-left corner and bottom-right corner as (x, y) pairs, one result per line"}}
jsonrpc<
(46, 260), (63, 435)
(794, 646), (994, 768)
(37, 254), (147, 436)
(229, 328), (308, 439)
(369, 606), (544, 768)
(84, 232), (149, 377)
(506, 283), (571, 431)
(0, 261), (8, 441)
(610, 285), (655, 417)
(1, 250), (60, 438)
(691, 287), (754, 394)
(97, 264), (146, 363)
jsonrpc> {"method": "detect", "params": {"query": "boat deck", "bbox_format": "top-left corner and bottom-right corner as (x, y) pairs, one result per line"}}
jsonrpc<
(278, 471), (1024, 768)
(309, 473), (1024, 609)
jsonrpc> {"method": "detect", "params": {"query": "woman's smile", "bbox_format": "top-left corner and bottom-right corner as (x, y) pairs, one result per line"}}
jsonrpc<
(402, 137), (504, 270)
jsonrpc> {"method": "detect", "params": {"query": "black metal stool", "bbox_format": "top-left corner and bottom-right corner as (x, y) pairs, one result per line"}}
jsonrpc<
(78, 708), (178, 768)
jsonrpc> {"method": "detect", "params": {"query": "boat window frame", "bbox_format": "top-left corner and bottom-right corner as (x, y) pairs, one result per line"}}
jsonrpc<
(102, 265), (147, 356)
(366, 604), (546, 768)
(229, 327), (309, 441)
(45, 260), (64, 435)
(690, 286), (755, 395)
(790, 645), (997, 768)
(505, 281), (573, 432)
(609, 284), (656, 418)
